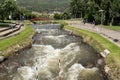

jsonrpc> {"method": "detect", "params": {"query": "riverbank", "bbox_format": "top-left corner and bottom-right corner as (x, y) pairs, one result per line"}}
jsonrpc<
(64, 25), (120, 80)
(0, 24), (34, 61)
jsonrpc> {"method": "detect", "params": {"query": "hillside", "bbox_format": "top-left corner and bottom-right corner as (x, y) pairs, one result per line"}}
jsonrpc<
(17, 0), (70, 12)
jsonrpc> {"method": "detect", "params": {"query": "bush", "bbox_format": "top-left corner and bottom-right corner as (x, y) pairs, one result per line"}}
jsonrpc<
(94, 14), (101, 25)
(62, 13), (71, 19)
(87, 14), (94, 22)
(0, 23), (10, 27)
(54, 13), (62, 20)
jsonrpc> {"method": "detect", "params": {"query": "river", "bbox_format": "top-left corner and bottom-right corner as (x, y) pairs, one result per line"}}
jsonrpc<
(0, 25), (106, 80)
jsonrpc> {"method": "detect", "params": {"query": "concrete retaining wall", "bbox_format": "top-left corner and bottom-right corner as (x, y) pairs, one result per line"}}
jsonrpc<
(32, 24), (61, 29)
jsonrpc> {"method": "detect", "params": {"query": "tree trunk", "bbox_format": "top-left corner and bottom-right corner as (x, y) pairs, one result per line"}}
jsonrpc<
(1, 15), (4, 22)
(105, 2), (110, 25)
(110, 17), (114, 26)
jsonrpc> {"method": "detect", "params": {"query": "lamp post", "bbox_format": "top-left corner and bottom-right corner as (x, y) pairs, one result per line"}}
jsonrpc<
(80, 11), (82, 19)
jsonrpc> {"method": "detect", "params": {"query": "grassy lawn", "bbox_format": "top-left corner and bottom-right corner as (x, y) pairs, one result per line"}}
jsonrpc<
(0, 20), (14, 27)
(0, 24), (34, 53)
(0, 20), (11, 23)
(64, 26), (120, 71)
(0, 23), (10, 27)
(103, 25), (120, 32)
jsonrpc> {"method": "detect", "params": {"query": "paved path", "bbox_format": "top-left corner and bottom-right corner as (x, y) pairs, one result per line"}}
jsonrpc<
(67, 21), (120, 47)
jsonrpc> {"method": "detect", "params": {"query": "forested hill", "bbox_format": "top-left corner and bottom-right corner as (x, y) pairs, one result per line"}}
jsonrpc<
(17, 0), (70, 12)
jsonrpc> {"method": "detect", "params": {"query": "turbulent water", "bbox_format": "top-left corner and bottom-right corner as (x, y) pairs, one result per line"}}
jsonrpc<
(0, 28), (105, 80)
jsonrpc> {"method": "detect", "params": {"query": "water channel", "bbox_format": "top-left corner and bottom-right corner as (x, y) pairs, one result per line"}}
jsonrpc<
(0, 24), (106, 80)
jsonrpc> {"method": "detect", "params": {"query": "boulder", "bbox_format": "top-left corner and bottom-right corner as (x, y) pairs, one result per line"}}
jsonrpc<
(100, 49), (110, 58)
(0, 56), (4, 62)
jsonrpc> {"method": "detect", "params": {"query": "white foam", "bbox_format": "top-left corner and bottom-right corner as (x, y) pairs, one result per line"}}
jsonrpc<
(13, 66), (34, 80)
(67, 64), (85, 80)
(43, 35), (68, 43)
(13, 43), (100, 80)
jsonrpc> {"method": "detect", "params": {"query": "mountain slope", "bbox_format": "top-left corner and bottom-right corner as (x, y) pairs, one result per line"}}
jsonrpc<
(17, 0), (70, 12)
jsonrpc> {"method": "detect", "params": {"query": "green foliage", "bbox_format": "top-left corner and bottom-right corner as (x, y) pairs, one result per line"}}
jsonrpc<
(93, 14), (101, 24)
(54, 12), (71, 20)
(54, 13), (62, 20)
(70, 0), (86, 18)
(12, 7), (37, 20)
(87, 14), (94, 22)
(17, 0), (71, 12)
(0, 23), (10, 27)
(0, 0), (17, 21)
(103, 25), (120, 32)
(0, 0), (36, 20)
(70, 0), (120, 25)
(62, 12), (71, 19)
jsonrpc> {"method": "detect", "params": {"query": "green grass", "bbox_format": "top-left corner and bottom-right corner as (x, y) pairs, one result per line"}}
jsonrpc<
(0, 23), (10, 27)
(0, 20), (16, 27)
(0, 24), (34, 53)
(103, 25), (120, 32)
(64, 26), (120, 67)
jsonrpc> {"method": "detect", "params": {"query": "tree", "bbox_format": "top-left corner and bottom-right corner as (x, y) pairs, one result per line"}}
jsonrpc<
(86, 0), (97, 22)
(0, 0), (6, 21)
(62, 12), (71, 20)
(69, 0), (120, 25)
(97, 0), (120, 25)
(4, 0), (17, 14)
(54, 13), (62, 20)
(109, 0), (120, 25)
(0, 0), (17, 21)
(70, 0), (87, 18)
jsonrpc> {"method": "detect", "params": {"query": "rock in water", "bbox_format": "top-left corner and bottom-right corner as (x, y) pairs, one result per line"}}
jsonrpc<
(0, 56), (4, 62)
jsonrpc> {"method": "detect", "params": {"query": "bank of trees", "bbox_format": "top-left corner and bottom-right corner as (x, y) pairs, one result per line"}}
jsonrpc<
(0, 0), (37, 22)
(54, 12), (71, 20)
(0, 0), (17, 21)
(17, 0), (70, 12)
(70, 0), (120, 25)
